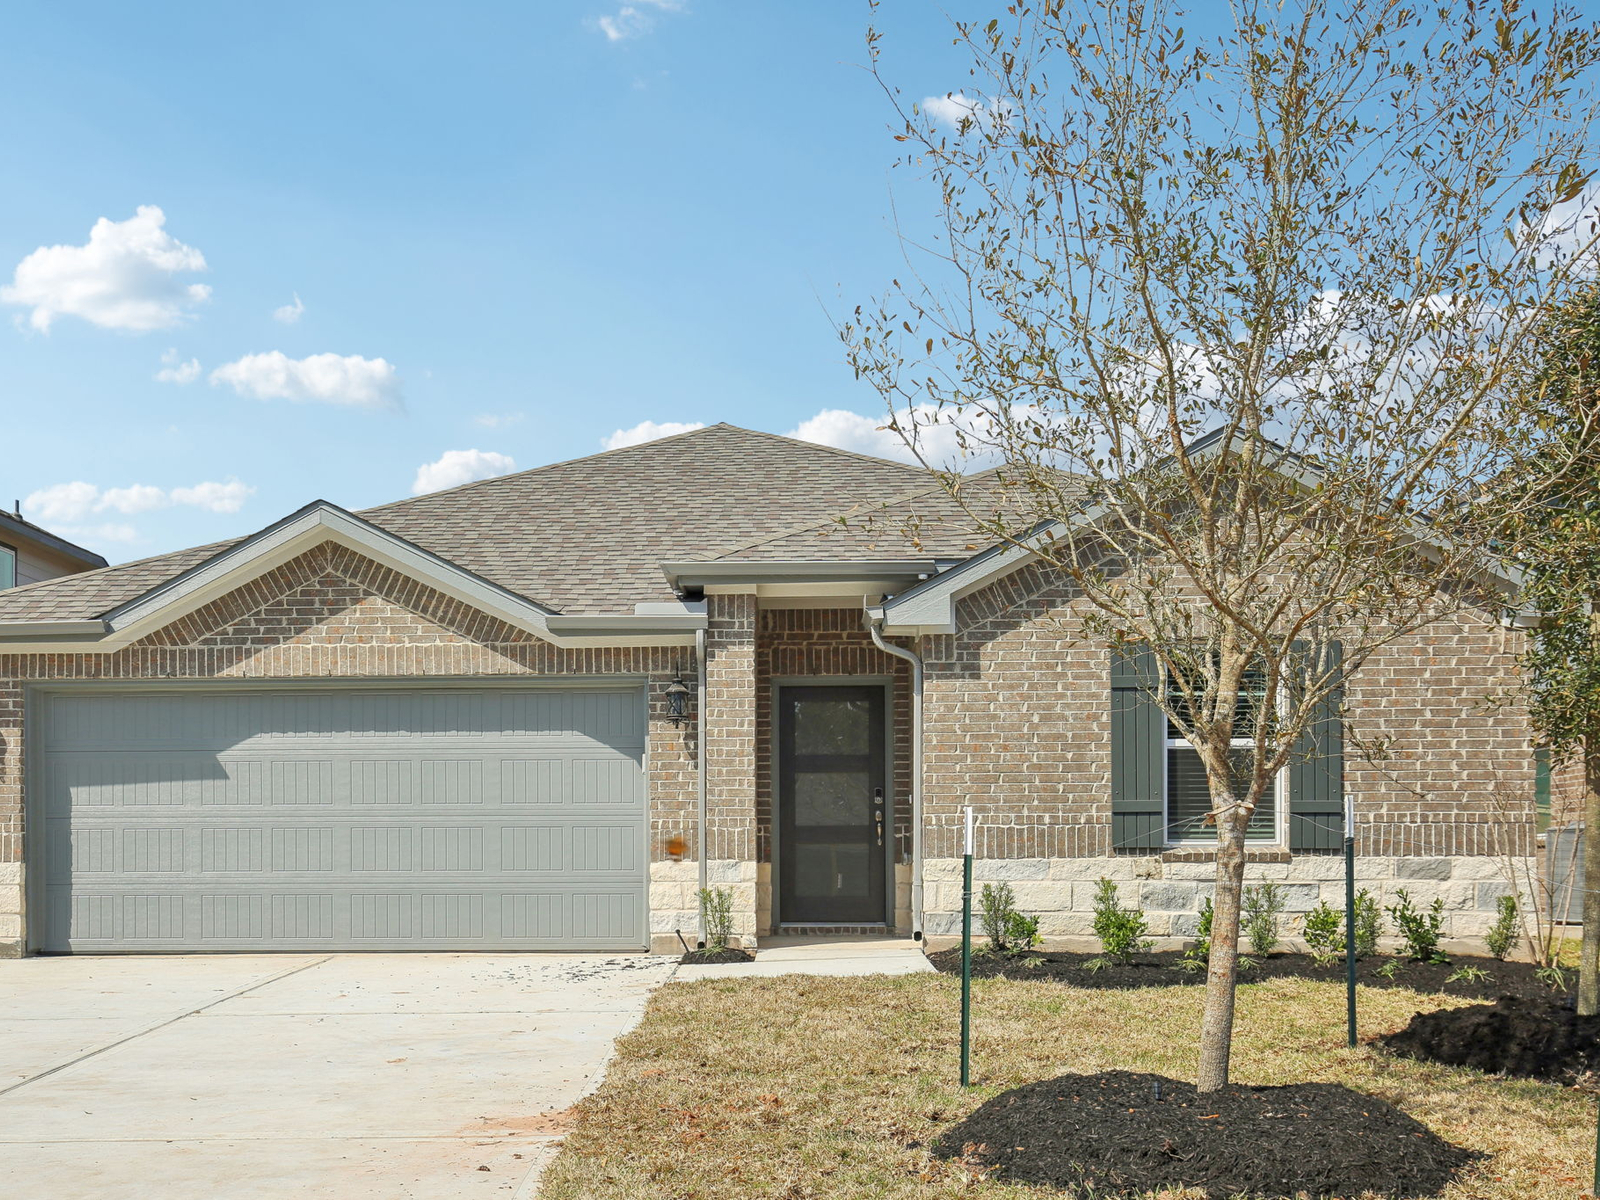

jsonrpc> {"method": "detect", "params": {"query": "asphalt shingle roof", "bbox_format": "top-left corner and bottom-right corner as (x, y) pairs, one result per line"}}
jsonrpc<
(0, 424), (941, 622)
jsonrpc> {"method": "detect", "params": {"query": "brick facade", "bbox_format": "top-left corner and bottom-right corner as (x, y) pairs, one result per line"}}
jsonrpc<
(0, 535), (1550, 956)
(0, 544), (700, 956)
(915, 558), (1542, 943)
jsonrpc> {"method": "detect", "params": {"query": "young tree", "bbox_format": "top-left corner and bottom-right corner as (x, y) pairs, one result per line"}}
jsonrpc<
(848, 0), (1600, 1090)
(1504, 287), (1600, 1012)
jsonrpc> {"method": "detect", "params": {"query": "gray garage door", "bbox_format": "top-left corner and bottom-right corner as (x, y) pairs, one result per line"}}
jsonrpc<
(33, 685), (647, 952)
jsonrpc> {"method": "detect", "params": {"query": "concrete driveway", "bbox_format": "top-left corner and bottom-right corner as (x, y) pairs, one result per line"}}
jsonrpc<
(0, 952), (674, 1199)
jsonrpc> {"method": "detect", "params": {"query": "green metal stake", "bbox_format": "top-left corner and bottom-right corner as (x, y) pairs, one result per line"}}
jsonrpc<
(1344, 818), (1357, 1049)
(961, 804), (973, 1088)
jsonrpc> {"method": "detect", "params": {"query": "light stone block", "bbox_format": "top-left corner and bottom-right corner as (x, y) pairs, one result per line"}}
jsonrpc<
(1475, 881), (1514, 909)
(0, 884), (21, 918)
(650, 861), (699, 882)
(1161, 862), (1217, 881)
(1140, 882), (1197, 912)
(974, 858), (1050, 882)
(0, 862), (21, 886)
(1282, 856), (1346, 881)
(1271, 884), (1321, 911)
(924, 859), (963, 882)
(1013, 881), (1074, 912)
(1395, 857), (1451, 881)
(1448, 857), (1514, 881)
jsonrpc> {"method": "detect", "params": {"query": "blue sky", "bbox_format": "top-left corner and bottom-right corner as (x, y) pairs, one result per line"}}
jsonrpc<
(0, 2), (978, 563)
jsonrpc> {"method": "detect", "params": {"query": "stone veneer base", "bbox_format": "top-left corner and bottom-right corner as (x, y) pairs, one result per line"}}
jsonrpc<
(919, 855), (1537, 945)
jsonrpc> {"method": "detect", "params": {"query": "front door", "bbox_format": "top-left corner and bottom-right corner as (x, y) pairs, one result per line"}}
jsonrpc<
(777, 685), (886, 924)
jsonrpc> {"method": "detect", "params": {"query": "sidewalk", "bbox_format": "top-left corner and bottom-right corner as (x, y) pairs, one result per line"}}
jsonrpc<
(674, 935), (934, 981)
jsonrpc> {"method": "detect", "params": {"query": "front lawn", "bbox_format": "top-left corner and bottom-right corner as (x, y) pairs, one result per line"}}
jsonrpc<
(537, 973), (1591, 1199)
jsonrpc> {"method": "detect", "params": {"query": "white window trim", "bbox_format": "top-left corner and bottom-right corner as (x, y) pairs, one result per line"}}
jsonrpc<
(1162, 690), (1288, 848)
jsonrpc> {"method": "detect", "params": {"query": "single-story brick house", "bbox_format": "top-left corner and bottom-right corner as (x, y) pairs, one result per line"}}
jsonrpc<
(0, 424), (1546, 956)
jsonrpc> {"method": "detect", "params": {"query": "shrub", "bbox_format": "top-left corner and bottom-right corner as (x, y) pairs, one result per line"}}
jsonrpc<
(977, 883), (1041, 954)
(1242, 881), (1285, 957)
(1180, 897), (1213, 973)
(1387, 888), (1447, 962)
(979, 882), (1017, 951)
(1004, 910), (1042, 952)
(1301, 901), (1343, 967)
(1092, 877), (1152, 964)
(1486, 894), (1519, 961)
(697, 886), (734, 952)
(1352, 888), (1382, 959)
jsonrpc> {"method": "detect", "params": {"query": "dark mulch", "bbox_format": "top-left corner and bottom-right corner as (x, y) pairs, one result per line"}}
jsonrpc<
(678, 947), (754, 964)
(925, 946), (1567, 1001)
(1381, 995), (1600, 1082)
(933, 1069), (1481, 1199)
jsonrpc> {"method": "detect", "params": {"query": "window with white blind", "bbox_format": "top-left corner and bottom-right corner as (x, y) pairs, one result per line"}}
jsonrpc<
(1164, 670), (1281, 844)
(0, 545), (14, 590)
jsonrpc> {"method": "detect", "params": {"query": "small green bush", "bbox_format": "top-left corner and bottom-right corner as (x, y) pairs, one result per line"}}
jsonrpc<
(1301, 901), (1343, 966)
(1352, 888), (1382, 958)
(978, 882), (1018, 952)
(1004, 910), (1042, 952)
(1092, 877), (1152, 964)
(1486, 894), (1518, 961)
(1242, 881), (1285, 957)
(1180, 897), (1213, 972)
(698, 886), (734, 952)
(1387, 888), (1447, 963)
(977, 883), (1041, 954)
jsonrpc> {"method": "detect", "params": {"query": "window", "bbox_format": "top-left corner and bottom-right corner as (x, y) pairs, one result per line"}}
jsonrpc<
(0, 544), (13, 590)
(1164, 670), (1280, 844)
(1535, 746), (1552, 833)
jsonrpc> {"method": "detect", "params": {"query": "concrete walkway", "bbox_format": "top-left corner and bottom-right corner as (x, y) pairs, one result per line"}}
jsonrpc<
(674, 935), (935, 980)
(0, 952), (673, 1200)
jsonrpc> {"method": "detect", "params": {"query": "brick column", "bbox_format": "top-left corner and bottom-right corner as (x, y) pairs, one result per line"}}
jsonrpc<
(704, 591), (759, 944)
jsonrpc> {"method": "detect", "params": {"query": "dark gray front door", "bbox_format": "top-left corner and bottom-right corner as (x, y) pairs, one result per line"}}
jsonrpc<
(777, 686), (886, 924)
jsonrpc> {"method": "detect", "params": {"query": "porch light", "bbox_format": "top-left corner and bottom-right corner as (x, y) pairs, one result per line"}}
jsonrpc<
(665, 673), (691, 726)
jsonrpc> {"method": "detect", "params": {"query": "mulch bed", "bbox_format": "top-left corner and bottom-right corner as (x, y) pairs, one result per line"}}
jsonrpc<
(678, 947), (754, 964)
(925, 946), (1567, 1002)
(1381, 996), (1600, 1083)
(933, 1069), (1480, 1199)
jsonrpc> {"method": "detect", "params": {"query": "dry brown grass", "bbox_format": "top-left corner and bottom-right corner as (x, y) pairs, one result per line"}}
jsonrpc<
(537, 972), (1591, 1199)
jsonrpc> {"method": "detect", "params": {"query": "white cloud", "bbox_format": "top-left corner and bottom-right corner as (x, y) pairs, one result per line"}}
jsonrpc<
(0, 205), (210, 333)
(597, 0), (683, 41)
(411, 449), (517, 495)
(787, 406), (1014, 470)
(210, 351), (402, 411)
(24, 477), (255, 526)
(57, 522), (141, 546)
(272, 292), (305, 324)
(473, 411), (525, 429)
(602, 419), (706, 450)
(921, 91), (1010, 133)
(154, 347), (201, 385)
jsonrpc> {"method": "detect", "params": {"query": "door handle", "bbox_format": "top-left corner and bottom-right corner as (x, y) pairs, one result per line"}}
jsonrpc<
(874, 787), (884, 847)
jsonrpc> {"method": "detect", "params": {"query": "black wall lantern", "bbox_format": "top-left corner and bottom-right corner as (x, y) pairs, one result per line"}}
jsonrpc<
(664, 672), (691, 727)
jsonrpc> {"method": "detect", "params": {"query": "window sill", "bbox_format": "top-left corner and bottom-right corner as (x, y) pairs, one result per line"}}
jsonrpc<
(1158, 846), (1292, 864)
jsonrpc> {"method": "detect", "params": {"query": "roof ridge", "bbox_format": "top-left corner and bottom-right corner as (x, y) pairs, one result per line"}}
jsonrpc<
(361, 422), (925, 516)
(722, 423), (929, 476)
(708, 466), (1007, 560)
(359, 422), (742, 514)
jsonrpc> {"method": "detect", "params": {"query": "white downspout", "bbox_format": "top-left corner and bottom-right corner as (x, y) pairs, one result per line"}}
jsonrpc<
(867, 605), (925, 940)
(695, 626), (708, 947)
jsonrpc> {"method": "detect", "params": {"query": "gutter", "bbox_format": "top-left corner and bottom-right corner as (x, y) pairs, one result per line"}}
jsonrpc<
(866, 604), (925, 941)
(695, 626), (708, 947)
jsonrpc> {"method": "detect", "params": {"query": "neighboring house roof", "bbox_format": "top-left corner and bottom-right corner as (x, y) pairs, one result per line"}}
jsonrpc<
(0, 424), (935, 623)
(0, 509), (110, 571)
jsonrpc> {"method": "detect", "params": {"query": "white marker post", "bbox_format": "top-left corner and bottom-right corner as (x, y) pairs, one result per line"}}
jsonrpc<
(960, 805), (974, 1087)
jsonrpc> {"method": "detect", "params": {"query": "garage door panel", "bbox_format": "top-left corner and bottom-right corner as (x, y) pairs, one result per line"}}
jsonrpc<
(34, 686), (648, 952)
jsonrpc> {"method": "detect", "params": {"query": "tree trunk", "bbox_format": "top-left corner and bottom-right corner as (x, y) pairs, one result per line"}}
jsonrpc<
(1580, 731), (1600, 1016)
(1198, 801), (1248, 1093)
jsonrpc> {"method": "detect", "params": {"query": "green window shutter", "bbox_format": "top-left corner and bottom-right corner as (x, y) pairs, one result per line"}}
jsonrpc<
(1111, 644), (1164, 852)
(1535, 747), (1552, 833)
(1288, 639), (1344, 852)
